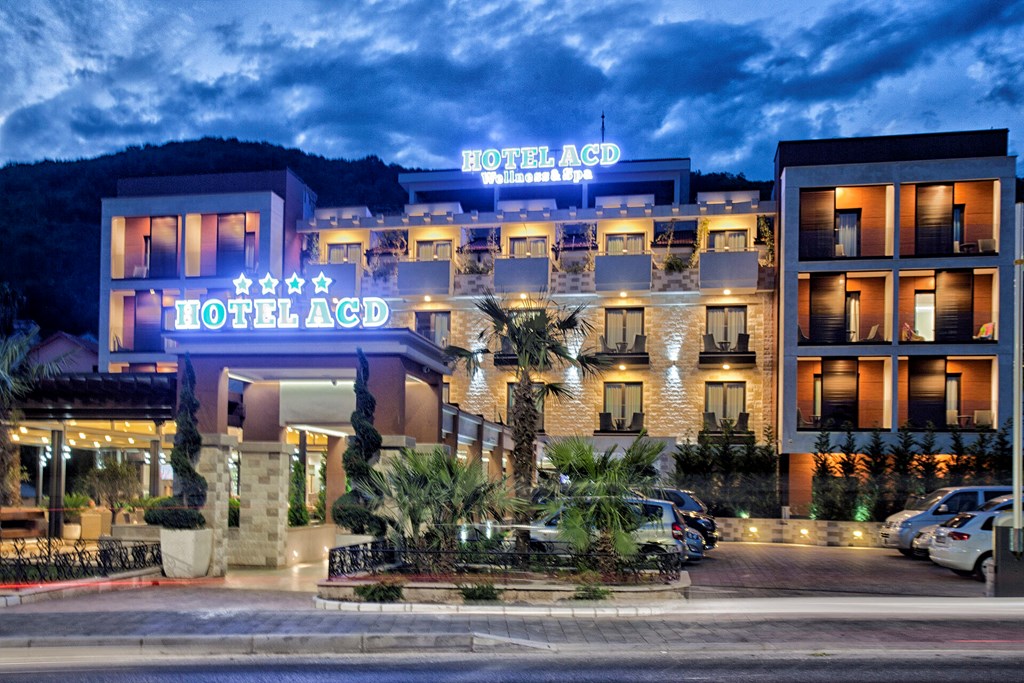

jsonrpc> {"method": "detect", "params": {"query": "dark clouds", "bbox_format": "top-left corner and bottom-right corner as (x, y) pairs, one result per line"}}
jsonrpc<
(0, 0), (1021, 177)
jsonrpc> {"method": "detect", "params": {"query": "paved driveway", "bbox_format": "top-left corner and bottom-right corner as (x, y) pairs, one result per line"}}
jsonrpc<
(688, 542), (985, 598)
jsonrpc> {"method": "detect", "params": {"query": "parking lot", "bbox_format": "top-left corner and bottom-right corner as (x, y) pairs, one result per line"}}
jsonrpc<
(687, 542), (986, 599)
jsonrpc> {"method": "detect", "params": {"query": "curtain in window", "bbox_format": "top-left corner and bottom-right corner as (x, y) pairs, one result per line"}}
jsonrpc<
(433, 313), (450, 347)
(624, 309), (643, 347)
(705, 383), (724, 417)
(417, 242), (434, 261)
(607, 235), (624, 255)
(625, 234), (644, 254)
(624, 383), (642, 419)
(706, 308), (726, 345)
(606, 310), (624, 347)
(813, 377), (823, 416)
(529, 238), (546, 257)
(726, 231), (747, 252)
(217, 214), (245, 276)
(846, 293), (861, 341)
(510, 238), (528, 257)
(725, 383), (745, 421)
(726, 308), (746, 347)
(150, 217), (179, 278)
(435, 241), (452, 260)
(709, 232), (728, 252)
(945, 376), (960, 413)
(836, 212), (859, 257)
(244, 233), (256, 270)
(604, 384), (623, 420)
(134, 290), (163, 352)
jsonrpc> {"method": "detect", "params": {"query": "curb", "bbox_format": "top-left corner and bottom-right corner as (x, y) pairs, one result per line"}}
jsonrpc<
(0, 632), (549, 654)
(313, 596), (681, 616)
(0, 568), (162, 608)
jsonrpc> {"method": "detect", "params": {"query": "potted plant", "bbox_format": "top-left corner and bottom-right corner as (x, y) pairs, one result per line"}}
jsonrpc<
(143, 355), (211, 578)
(61, 492), (91, 540)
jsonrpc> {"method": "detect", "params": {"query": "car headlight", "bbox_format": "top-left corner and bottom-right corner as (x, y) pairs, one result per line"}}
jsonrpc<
(899, 521), (914, 529)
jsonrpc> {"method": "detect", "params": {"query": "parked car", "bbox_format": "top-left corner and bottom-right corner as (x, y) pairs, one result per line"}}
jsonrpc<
(651, 488), (719, 549)
(683, 526), (705, 563)
(910, 524), (940, 559)
(879, 486), (1013, 555)
(929, 495), (1023, 580)
(524, 498), (690, 560)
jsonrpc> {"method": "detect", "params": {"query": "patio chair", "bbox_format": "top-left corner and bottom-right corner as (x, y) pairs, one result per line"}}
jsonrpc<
(734, 412), (749, 433)
(977, 238), (997, 254)
(599, 335), (613, 353)
(946, 409), (959, 428)
(797, 326), (809, 343)
(627, 412), (645, 431)
(862, 324), (879, 342)
(703, 412), (719, 432)
(599, 412), (613, 432)
(973, 410), (993, 430)
(630, 334), (647, 354)
(702, 334), (717, 353)
(973, 322), (994, 340)
(734, 333), (749, 354)
(796, 407), (814, 429)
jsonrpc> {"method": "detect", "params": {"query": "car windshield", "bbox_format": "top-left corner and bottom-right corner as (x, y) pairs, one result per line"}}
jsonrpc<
(942, 513), (975, 529)
(980, 497), (1019, 512)
(906, 490), (948, 511)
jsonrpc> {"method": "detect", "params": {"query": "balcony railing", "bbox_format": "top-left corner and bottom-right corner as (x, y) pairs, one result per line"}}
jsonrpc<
(493, 256), (550, 293)
(699, 249), (759, 294)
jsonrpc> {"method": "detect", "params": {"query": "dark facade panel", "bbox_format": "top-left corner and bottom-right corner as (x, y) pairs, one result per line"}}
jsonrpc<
(821, 358), (859, 429)
(915, 184), (954, 256)
(935, 270), (974, 342)
(799, 189), (835, 260)
(809, 273), (846, 344)
(908, 357), (946, 429)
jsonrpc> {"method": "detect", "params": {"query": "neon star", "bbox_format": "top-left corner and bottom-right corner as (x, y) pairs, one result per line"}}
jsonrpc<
(311, 271), (333, 293)
(285, 273), (305, 294)
(232, 273), (253, 295)
(259, 273), (279, 295)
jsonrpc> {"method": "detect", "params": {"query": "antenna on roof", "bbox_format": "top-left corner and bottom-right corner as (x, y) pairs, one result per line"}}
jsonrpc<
(601, 111), (605, 143)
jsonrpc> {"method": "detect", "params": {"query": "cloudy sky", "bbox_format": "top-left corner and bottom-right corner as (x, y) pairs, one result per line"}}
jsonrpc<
(1, 0), (1022, 178)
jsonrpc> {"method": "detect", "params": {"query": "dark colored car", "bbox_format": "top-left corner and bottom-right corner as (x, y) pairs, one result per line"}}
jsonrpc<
(653, 488), (718, 549)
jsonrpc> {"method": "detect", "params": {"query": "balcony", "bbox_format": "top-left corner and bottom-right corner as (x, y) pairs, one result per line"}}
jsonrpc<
(494, 256), (550, 293)
(897, 269), (997, 344)
(699, 249), (759, 294)
(798, 185), (892, 261)
(597, 334), (650, 368)
(898, 356), (996, 431)
(698, 333), (755, 369)
(398, 259), (453, 296)
(798, 272), (892, 345)
(594, 411), (645, 434)
(594, 253), (652, 292)
(309, 262), (360, 297)
(796, 357), (891, 431)
(899, 181), (998, 257)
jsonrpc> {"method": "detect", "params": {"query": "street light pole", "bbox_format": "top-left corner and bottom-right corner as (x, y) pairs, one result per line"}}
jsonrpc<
(1012, 203), (1023, 555)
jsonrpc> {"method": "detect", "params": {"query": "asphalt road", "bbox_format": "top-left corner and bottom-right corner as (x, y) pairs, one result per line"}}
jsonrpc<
(1, 653), (1021, 682)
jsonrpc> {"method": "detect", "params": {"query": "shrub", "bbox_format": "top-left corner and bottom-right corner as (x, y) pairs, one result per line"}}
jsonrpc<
(143, 496), (205, 530)
(663, 254), (688, 273)
(288, 459), (310, 527)
(331, 494), (387, 536)
(457, 579), (503, 602)
(228, 497), (240, 528)
(573, 572), (611, 601)
(353, 576), (404, 603)
(62, 492), (91, 524)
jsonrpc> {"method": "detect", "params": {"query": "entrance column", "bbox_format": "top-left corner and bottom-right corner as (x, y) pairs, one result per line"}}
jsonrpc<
(197, 433), (235, 577)
(234, 441), (291, 567)
(325, 435), (347, 516)
(148, 421), (163, 498)
(46, 429), (65, 539)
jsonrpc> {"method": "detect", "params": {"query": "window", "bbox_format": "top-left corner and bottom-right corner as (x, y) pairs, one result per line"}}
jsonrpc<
(509, 236), (547, 258)
(704, 382), (745, 422)
(914, 291), (936, 342)
(442, 382), (450, 404)
(605, 308), (644, 351)
(216, 214), (246, 276)
(945, 374), (961, 415)
(943, 492), (977, 514)
(244, 233), (257, 271)
(813, 375), (822, 419)
(845, 292), (861, 342)
(414, 311), (450, 347)
(416, 240), (452, 261)
(705, 306), (746, 349)
(952, 204), (965, 246)
(603, 382), (642, 424)
(507, 382), (544, 431)
(834, 209), (860, 257)
(605, 233), (645, 255)
(707, 230), (747, 252)
(327, 243), (361, 264)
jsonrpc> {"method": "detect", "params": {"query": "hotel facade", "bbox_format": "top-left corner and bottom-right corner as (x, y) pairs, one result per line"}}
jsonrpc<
(14, 129), (1017, 564)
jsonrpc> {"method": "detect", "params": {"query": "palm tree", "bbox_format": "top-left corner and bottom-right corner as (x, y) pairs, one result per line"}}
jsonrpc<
(542, 435), (664, 575)
(446, 293), (605, 552)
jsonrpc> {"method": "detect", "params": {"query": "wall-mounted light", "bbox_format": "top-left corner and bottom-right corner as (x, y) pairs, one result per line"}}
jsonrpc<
(722, 364), (731, 370)
(619, 291), (627, 298)
(618, 364), (626, 371)
(723, 289), (732, 295)
(424, 295), (432, 302)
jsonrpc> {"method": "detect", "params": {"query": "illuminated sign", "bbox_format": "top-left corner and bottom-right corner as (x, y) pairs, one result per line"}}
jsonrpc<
(460, 143), (621, 185)
(173, 271), (390, 332)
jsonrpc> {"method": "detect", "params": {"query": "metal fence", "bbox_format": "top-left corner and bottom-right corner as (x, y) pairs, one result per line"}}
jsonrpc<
(327, 540), (681, 583)
(0, 538), (162, 584)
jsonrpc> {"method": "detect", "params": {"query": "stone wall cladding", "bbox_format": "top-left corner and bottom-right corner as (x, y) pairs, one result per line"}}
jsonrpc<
(197, 435), (235, 577)
(716, 518), (884, 547)
(550, 271), (595, 295)
(231, 442), (291, 567)
(454, 273), (492, 296)
(652, 269), (698, 292)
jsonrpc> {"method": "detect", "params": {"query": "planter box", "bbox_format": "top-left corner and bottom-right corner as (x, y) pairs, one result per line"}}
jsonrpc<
(160, 528), (213, 578)
(110, 523), (161, 543)
(317, 576), (691, 604)
(716, 517), (884, 547)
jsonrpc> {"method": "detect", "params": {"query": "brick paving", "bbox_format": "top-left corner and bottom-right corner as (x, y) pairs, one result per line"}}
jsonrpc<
(0, 542), (1015, 651)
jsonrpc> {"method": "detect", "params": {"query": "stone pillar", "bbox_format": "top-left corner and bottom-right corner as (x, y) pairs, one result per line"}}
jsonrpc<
(197, 433), (236, 577)
(325, 435), (347, 517)
(233, 441), (291, 568)
(47, 429), (65, 539)
(148, 431), (162, 498)
(488, 434), (505, 482)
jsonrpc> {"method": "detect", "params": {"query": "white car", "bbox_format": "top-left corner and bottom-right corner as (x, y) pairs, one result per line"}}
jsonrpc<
(910, 524), (940, 559)
(929, 494), (1022, 580)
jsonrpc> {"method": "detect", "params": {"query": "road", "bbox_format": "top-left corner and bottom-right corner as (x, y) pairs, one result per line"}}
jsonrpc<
(0, 652), (1021, 682)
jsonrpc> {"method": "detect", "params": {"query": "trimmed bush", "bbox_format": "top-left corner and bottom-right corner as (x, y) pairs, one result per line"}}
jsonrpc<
(143, 496), (205, 530)
(457, 580), (503, 602)
(353, 576), (404, 603)
(228, 497), (240, 528)
(331, 494), (387, 536)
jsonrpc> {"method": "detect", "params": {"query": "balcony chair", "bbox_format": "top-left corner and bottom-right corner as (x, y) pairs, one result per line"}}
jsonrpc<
(734, 333), (749, 354)
(599, 412), (614, 432)
(702, 334), (718, 353)
(131, 266), (149, 278)
(627, 412), (645, 432)
(977, 239), (997, 254)
(796, 407), (815, 429)
(973, 410), (993, 430)
(973, 322), (994, 340)
(834, 243), (846, 257)
(599, 335), (613, 353)
(797, 326), (810, 343)
(703, 412), (719, 433)
(946, 409), (959, 428)
(862, 324), (879, 342)
(734, 412), (749, 433)
(630, 334), (647, 354)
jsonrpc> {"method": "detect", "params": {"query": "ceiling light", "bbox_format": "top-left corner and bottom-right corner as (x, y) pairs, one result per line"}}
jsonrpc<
(618, 364), (626, 371)
(79, 432), (86, 439)
(519, 293), (527, 300)
(11, 434), (19, 442)
(18, 426), (27, 434)
(619, 291), (627, 298)
(722, 364), (731, 370)
(723, 289), (732, 295)
(105, 435), (112, 442)
(424, 295), (432, 302)
(68, 439), (76, 446)
(41, 436), (48, 444)
(128, 437), (135, 445)
(93, 441), (100, 448)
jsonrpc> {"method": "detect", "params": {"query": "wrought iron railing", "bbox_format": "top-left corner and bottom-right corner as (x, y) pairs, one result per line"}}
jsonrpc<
(0, 538), (162, 584)
(327, 540), (681, 583)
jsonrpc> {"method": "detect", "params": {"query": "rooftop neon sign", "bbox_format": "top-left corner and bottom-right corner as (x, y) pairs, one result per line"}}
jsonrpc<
(460, 143), (621, 185)
(173, 271), (390, 332)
